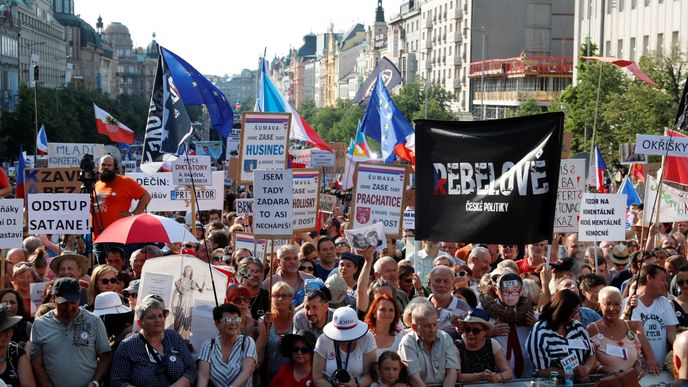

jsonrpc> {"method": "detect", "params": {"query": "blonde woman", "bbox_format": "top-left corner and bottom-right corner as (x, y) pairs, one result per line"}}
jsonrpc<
(87, 264), (120, 311)
(256, 281), (295, 380)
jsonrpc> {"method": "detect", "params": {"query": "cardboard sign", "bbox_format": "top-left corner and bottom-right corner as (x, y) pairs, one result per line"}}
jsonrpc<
(48, 143), (105, 168)
(619, 143), (647, 164)
(28, 193), (90, 234)
(0, 199), (23, 248)
(239, 112), (290, 183)
(289, 149), (312, 167)
(350, 163), (407, 238)
(578, 194), (626, 241)
(23, 168), (82, 194)
(235, 199), (253, 216)
(293, 169), (320, 232)
(319, 194), (337, 213)
(635, 134), (688, 157)
(122, 160), (138, 173)
(554, 159), (586, 233)
(253, 169), (293, 239)
(310, 150), (335, 167)
(226, 128), (241, 159)
(643, 175), (688, 223)
(129, 172), (224, 211)
(172, 156), (212, 185)
(403, 209), (415, 230)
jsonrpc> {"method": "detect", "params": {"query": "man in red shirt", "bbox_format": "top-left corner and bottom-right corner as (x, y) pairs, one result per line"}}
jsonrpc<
(0, 167), (11, 197)
(515, 240), (548, 274)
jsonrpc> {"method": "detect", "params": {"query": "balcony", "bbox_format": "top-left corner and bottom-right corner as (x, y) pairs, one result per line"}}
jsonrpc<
(453, 78), (462, 89)
(451, 8), (463, 20)
(473, 90), (561, 103)
(425, 39), (433, 49)
(425, 17), (433, 28)
(453, 56), (462, 66)
(453, 31), (462, 43)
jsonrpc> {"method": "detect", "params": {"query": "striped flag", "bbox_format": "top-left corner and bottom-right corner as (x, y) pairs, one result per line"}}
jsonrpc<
(36, 125), (48, 155)
(593, 145), (608, 193)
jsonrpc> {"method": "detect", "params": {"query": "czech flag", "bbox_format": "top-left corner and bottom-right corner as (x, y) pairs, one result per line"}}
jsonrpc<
(663, 129), (688, 185)
(16, 146), (25, 198)
(593, 145), (607, 193)
(36, 125), (48, 156)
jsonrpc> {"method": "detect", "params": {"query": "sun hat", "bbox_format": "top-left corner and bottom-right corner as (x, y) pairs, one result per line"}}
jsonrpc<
(52, 277), (81, 304)
(611, 244), (630, 265)
(49, 252), (90, 275)
(0, 303), (22, 332)
(93, 291), (131, 317)
(323, 306), (368, 342)
(279, 329), (316, 357)
(461, 308), (492, 328)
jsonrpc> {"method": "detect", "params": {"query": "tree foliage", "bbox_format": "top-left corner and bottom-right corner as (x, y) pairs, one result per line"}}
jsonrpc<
(508, 96), (543, 117)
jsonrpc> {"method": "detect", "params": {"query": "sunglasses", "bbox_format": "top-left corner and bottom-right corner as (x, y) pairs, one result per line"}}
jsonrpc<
(465, 327), (484, 335)
(123, 291), (137, 298)
(273, 293), (292, 300)
(230, 296), (250, 304)
(402, 278), (413, 284)
(99, 278), (119, 285)
(299, 266), (315, 272)
(678, 280), (688, 287)
(292, 346), (311, 354)
(220, 316), (242, 325)
(456, 271), (468, 277)
(335, 242), (349, 247)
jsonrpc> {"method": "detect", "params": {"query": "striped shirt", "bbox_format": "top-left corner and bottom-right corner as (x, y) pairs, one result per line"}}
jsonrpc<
(526, 319), (593, 375)
(198, 335), (258, 387)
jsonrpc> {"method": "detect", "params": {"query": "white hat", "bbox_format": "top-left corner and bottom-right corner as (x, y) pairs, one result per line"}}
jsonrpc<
(93, 291), (131, 317)
(323, 307), (368, 342)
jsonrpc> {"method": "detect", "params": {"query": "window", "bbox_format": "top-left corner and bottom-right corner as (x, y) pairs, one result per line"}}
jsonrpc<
(605, 40), (611, 56)
(643, 35), (649, 55)
(632, 0), (637, 7)
(672, 31), (679, 49)
(617, 39), (623, 58)
(630, 37), (636, 61)
(619, 0), (625, 10)
(657, 33), (664, 53)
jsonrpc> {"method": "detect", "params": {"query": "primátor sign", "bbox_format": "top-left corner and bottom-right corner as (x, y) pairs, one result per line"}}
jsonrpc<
(28, 193), (90, 234)
(553, 159), (585, 233)
(129, 171), (224, 211)
(239, 112), (290, 183)
(350, 163), (407, 238)
(253, 169), (293, 239)
(292, 169), (321, 232)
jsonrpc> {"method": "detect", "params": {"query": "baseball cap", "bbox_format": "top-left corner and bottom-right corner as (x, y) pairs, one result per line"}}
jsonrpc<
(52, 277), (81, 304)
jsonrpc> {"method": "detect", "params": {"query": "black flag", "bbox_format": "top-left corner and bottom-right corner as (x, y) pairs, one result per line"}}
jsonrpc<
(676, 76), (688, 131)
(141, 47), (194, 173)
(354, 57), (403, 105)
(414, 113), (564, 244)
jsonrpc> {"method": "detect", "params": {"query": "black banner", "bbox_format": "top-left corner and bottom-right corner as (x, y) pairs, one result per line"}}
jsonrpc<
(676, 75), (688, 131)
(354, 57), (403, 105)
(414, 113), (564, 244)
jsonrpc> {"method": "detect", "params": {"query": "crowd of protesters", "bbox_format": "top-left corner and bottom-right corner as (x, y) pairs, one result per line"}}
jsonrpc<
(4, 176), (688, 386)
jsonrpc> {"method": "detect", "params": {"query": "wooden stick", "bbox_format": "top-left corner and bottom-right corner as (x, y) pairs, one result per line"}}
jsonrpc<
(0, 249), (5, 289)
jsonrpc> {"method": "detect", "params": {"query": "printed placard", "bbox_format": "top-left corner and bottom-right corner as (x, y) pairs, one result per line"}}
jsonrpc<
(172, 155), (212, 185)
(235, 199), (253, 216)
(403, 209), (415, 230)
(293, 169), (320, 232)
(578, 193), (626, 242)
(226, 128), (241, 159)
(193, 141), (223, 160)
(344, 222), (387, 252)
(0, 199), (23, 249)
(310, 150), (335, 167)
(635, 134), (688, 157)
(47, 143), (105, 168)
(253, 169), (293, 239)
(319, 194), (337, 213)
(129, 172), (224, 211)
(350, 163), (407, 238)
(239, 112), (290, 183)
(28, 193), (90, 234)
(234, 232), (268, 261)
(122, 160), (138, 173)
(554, 159), (586, 233)
(23, 168), (81, 194)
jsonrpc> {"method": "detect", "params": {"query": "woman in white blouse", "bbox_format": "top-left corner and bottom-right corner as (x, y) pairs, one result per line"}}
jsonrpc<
(364, 294), (404, 359)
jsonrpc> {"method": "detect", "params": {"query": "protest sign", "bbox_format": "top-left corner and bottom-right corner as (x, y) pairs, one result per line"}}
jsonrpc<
(310, 150), (335, 167)
(635, 134), (688, 157)
(350, 163), (407, 238)
(28, 193), (90, 234)
(643, 175), (688, 223)
(253, 169), (293, 239)
(415, 113), (563, 244)
(235, 199), (253, 216)
(122, 160), (138, 173)
(326, 142), (347, 175)
(403, 209), (415, 230)
(129, 171), (224, 211)
(289, 148), (312, 167)
(226, 128), (241, 159)
(239, 112), (290, 183)
(193, 141), (223, 160)
(619, 143), (647, 164)
(30, 282), (48, 315)
(172, 155), (212, 185)
(23, 168), (81, 194)
(344, 222), (387, 252)
(578, 194), (626, 242)
(0, 199), (23, 248)
(554, 159), (585, 233)
(48, 143), (105, 168)
(293, 169), (320, 232)
(139, 255), (228, 356)
(234, 232), (270, 261)
(319, 194), (337, 213)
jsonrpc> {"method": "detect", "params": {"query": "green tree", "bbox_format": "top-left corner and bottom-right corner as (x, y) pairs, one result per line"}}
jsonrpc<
(395, 79), (455, 121)
(508, 96), (544, 117)
(639, 48), (688, 104)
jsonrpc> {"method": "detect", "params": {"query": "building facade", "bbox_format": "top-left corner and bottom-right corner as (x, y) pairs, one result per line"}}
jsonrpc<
(0, 4), (20, 111)
(17, 0), (66, 88)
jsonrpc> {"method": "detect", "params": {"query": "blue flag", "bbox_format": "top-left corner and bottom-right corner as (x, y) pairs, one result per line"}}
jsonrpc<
(161, 47), (233, 138)
(354, 56), (403, 104)
(361, 75), (414, 163)
(619, 176), (642, 208)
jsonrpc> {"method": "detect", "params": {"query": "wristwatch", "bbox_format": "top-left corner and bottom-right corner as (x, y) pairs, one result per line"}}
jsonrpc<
(90, 381), (100, 387)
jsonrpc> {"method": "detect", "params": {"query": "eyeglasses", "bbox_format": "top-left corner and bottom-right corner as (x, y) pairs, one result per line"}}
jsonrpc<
(335, 242), (349, 247)
(299, 266), (315, 272)
(402, 278), (413, 284)
(500, 289), (521, 297)
(123, 291), (137, 298)
(456, 271), (468, 277)
(273, 293), (292, 300)
(465, 327), (484, 335)
(99, 278), (119, 285)
(220, 316), (242, 325)
(292, 346), (311, 354)
(678, 280), (688, 287)
(230, 296), (250, 304)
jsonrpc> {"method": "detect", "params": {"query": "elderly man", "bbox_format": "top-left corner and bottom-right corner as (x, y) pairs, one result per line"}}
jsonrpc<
(262, 245), (315, 306)
(467, 245), (492, 291)
(128, 245), (163, 279)
(399, 303), (459, 387)
(236, 257), (269, 319)
(31, 277), (112, 387)
(373, 255), (410, 310)
(408, 240), (453, 286)
(515, 240), (548, 274)
(50, 252), (91, 305)
(6, 248), (27, 270)
(292, 288), (334, 338)
(427, 265), (471, 335)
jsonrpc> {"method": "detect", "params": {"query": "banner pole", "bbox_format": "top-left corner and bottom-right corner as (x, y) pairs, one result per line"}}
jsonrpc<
(268, 240), (274, 307)
(0, 249), (5, 289)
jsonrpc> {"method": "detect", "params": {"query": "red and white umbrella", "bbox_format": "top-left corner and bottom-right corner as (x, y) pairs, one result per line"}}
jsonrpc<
(95, 213), (199, 245)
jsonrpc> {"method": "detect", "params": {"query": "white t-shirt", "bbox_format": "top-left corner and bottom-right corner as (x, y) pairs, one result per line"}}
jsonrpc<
(622, 295), (678, 364)
(376, 331), (404, 359)
(315, 331), (377, 379)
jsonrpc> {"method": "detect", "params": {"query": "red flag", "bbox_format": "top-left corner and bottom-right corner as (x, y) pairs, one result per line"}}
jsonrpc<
(664, 129), (688, 185)
(94, 104), (134, 144)
(630, 163), (645, 183)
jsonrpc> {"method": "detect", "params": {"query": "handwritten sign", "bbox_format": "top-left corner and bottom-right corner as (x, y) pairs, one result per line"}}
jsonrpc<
(292, 169), (320, 232)
(239, 112), (290, 183)
(350, 163), (407, 238)
(554, 159), (585, 233)
(253, 169), (293, 239)
(48, 143), (105, 168)
(578, 194), (626, 242)
(23, 168), (81, 194)
(235, 199), (253, 216)
(0, 199), (23, 248)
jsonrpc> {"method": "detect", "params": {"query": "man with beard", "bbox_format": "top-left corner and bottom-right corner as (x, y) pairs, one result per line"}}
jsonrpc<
(93, 155), (151, 263)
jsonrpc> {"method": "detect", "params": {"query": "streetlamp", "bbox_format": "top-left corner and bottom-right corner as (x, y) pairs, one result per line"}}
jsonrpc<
(27, 41), (45, 159)
(464, 26), (487, 120)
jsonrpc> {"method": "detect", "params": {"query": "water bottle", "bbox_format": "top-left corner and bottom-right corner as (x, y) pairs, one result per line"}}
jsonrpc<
(546, 370), (559, 386)
(564, 368), (574, 387)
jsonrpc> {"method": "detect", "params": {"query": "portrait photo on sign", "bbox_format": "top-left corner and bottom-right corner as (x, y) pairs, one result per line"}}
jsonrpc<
(619, 143), (647, 164)
(344, 222), (387, 251)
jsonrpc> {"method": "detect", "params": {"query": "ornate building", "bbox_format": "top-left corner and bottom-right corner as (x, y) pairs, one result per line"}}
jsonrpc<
(0, 2), (20, 111)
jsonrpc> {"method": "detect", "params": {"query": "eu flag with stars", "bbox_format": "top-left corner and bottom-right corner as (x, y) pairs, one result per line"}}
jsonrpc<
(161, 47), (233, 138)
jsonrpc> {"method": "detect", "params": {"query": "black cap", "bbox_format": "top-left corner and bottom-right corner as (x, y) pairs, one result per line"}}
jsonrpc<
(340, 252), (363, 269)
(52, 277), (81, 304)
(550, 258), (574, 272)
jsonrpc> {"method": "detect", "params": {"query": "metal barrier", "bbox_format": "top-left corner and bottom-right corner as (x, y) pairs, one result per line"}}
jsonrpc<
(452, 371), (675, 387)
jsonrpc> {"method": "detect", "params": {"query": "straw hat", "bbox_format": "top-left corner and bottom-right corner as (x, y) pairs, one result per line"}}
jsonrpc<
(49, 253), (90, 275)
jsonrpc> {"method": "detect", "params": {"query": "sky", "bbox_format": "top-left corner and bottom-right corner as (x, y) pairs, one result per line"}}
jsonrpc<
(76, 0), (403, 77)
